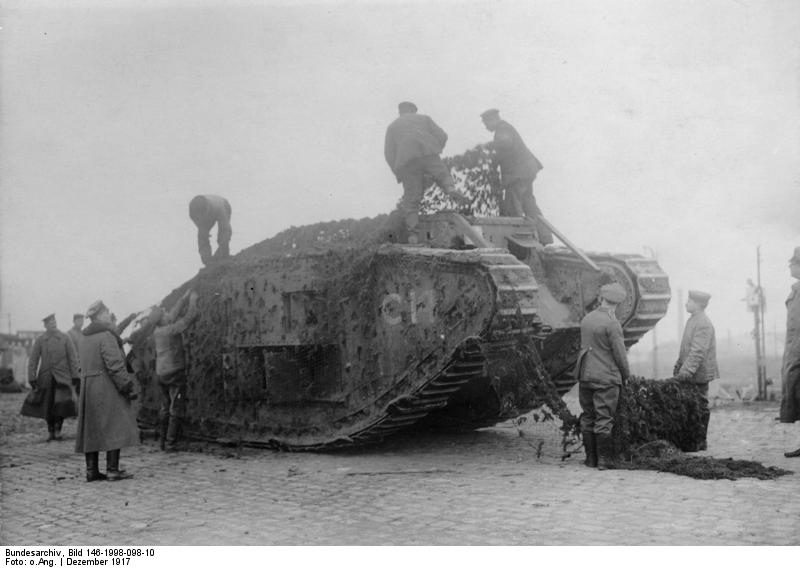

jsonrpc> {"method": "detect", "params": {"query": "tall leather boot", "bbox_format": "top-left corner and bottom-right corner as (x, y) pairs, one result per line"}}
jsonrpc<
(85, 452), (107, 482)
(106, 449), (132, 481)
(698, 412), (710, 451)
(165, 417), (180, 452)
(53, 418), (64, 441)
(597, 434), (616, 471)
(46, 419), (56, 442)
(582, 431), (598, 468)
(159, 417), (169, 451)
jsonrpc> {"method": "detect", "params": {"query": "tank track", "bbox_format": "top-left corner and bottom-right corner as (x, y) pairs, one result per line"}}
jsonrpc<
(546, 249), (671, 347)
(597, 254), (671, 347)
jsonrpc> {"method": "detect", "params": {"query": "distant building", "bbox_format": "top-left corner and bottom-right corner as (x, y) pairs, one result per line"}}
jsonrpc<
(0, 332), (41, 388)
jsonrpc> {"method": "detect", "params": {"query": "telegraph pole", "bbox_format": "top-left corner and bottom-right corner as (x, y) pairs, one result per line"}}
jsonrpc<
(747, 247), (768, 400)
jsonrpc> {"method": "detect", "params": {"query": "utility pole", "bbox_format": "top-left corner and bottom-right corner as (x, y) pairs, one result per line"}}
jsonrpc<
(746, 247), (768, 400)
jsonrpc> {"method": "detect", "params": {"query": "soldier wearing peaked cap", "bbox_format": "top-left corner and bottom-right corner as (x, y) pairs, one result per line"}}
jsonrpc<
(674, 289), (719, 451)
(782, 248), (800, 457)
(25, 313), (80, 441)
(574, 282), (630, 470)
(480, 108), (552, 244)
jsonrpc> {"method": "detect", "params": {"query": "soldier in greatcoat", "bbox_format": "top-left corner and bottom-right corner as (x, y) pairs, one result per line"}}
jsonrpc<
(781, 247), (800, 457)
(575, 283), (630, 470)
(674, 289), (719, 451)
(480, 108), (552, 244)
(189, 194), (232, 266)
(384, 102), (468, 244)
(75, 301), (139, 482)
(27, 314), (80, 441)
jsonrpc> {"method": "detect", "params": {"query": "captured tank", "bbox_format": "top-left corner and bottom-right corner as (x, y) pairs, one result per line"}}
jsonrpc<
(128, 212), (670, 450)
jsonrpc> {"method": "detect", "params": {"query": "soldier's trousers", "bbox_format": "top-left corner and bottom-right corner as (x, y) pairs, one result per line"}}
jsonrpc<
(159, 379), (187, 447)
(578, 383), (620, 436)
(398, 155), (456, 237)
(694, 382), (710, 441)
(500, 177), (552, 244)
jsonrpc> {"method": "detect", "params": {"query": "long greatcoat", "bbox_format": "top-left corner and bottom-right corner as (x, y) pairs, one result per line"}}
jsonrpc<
(675, 311), (719, 383)
(75, 323), (139, 453)
(26, 330), (79, 420)
(780, 281), (800, 422)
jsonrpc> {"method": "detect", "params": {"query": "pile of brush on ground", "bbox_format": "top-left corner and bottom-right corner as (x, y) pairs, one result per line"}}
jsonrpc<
(594, 377), (793, 480)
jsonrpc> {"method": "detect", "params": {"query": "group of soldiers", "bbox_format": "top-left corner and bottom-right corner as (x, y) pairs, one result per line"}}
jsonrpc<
(576, 285), (718, 469)
(384, 102), (552, 244)
(26, 291), (202, 482)
(579, 246), (800, 468)
(23, 195), (227, 483)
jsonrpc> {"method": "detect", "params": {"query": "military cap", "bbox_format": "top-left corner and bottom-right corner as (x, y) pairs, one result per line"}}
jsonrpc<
(688, 290), (711, 305)
(398, 101), (417, 113)
(85, 300), (108, 319)
(599, 283), (627, 304)
(73, 313), (84, 320)
(480, 108), (500, 120)
(789, 247), (800, 264)
(42, 313), (56, 324)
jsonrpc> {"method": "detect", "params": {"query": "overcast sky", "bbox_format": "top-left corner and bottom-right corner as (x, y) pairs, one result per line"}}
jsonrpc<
(2, 0), (799, 365)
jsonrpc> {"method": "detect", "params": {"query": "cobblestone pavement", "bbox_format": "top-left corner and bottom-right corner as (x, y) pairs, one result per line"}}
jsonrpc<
(2, 389), (799, 546)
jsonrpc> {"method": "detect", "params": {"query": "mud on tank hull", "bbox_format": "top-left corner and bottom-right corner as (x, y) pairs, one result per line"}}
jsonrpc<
(130, 214), (669, 449)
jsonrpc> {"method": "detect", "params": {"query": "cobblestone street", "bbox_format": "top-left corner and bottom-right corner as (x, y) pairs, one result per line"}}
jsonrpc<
(2, 389), (799, 546)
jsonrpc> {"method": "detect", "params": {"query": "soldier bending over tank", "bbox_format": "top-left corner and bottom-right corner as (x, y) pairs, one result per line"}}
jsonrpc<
(189, 194), (232, 265)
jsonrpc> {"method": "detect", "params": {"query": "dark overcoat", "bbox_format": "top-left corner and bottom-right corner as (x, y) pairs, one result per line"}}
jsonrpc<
(26, 330), (79, 420)
(780, 281), (800, 422)
(74, 324), (140, 453)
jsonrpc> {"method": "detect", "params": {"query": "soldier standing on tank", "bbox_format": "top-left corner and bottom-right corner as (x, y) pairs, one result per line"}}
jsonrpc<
(67, 313), (85, 394)
(189, 194), (232, 265)
(151, 289), (199, 452)
(479, 108), (552, 245)
(575, 283), (630, 470)
(384, 102), (469, 244)
(781, 248), (800, 457)
(674, 290), (719, 452)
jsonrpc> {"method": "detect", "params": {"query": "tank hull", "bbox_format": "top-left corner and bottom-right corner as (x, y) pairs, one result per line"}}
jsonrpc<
(130, 214), (670, 449)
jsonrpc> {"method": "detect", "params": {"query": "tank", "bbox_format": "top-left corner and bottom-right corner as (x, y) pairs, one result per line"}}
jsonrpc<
(128, 212), (670, 450)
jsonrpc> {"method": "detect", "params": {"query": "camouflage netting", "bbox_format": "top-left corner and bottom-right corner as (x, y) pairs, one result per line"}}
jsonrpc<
(614, 377), (708, 453)
(420, 143), (501, 215)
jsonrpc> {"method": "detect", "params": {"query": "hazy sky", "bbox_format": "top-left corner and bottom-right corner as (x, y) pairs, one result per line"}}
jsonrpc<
(2, 0), (799, 364)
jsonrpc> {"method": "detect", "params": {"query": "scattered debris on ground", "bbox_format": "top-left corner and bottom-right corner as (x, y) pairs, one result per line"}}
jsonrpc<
(619, 440), (792, 480)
